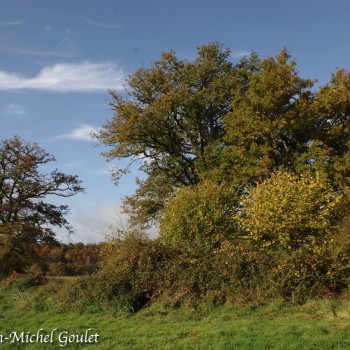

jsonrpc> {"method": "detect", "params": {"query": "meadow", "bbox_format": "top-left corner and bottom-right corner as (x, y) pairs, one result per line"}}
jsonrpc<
(1, 281), (350, 350)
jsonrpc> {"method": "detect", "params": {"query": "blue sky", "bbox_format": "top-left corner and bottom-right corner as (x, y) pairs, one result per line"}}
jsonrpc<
(1, 0), (350, 242)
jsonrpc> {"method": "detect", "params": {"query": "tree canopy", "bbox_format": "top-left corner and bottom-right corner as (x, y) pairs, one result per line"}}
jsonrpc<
(97, 42), (241, 226)
(0, 136), (84, 275)
(97, 42), (350, 232)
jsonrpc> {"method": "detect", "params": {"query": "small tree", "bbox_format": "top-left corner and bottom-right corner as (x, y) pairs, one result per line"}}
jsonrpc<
(0, 136), (84, 275)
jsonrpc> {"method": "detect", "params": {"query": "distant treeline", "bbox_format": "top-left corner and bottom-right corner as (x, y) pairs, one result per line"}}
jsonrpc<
(28, 242), (103, 277)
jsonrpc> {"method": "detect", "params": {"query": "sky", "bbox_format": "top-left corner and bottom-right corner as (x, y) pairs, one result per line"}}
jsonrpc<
(1, 0), (350, 243)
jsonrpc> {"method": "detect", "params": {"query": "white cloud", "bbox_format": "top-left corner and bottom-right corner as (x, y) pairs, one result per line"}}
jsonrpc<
(56, 204), (128, 243)
(0, 20), (25, 26)
(59, 124), (98, 142)
(97, 165), (115, 175)
(311, 0), (349, 3)
(44, 25), (53, 33)
(1, 103), (26, 116)
(12, 49), (77, 58)
(0, 61), (124, 92)
(231, 50), (251, 58)
(54, 201), (159, 243)
(57, 37), (76, 52)
(14, 37), (79, 58)
(82, 17), (120, 29)
(58, 161), (83, 169)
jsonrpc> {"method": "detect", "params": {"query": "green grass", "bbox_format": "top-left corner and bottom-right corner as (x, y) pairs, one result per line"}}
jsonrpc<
(0, 283), (350, 349)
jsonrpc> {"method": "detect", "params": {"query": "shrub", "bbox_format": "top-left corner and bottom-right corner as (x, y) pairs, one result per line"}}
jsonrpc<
(237, 171), (342, 250)
(160, 180), (239, 251)
(56, 231), (177, 313)
(54, 217), (350, 313)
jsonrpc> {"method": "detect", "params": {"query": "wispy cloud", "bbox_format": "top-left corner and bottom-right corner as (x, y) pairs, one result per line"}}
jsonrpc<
(97, 165), (117, 176)
(44, 25), (53, 33)
(58, 161), (83, 169)
(56, 204), (127, 243)
(82, 17), (120, 29)
(12, 49), (78, 59)
(231, 50), (251, 58)
(77, 204), (128, 242)
(58, 124), (98, 141)
(0, 20), (25, 27)
(0, 61), (124, 92)
(311, 0), (349, 3)
(13, 37), (79, 58)
(0, 103), (26, 116)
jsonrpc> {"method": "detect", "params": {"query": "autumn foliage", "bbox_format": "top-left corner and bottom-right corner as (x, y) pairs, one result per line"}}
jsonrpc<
(90, 42), (350, 308)
(2, 43), (350, 309)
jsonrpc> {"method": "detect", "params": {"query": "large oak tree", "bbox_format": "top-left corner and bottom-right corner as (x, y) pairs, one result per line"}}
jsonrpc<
(96, 42), (246, 227)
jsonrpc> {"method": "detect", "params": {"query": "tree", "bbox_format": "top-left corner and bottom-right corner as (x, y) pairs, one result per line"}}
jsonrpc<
(97, 42), (350, 234)
(306, 68), (350, 187)
(96, 42), (240, 227)
(0, 136), (84, 275)
(96, 44), (319, 228)
(207, 49), (315, 187)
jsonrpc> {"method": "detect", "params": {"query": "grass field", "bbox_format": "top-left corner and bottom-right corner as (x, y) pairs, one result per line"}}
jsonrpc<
(0, 282), (350, 349)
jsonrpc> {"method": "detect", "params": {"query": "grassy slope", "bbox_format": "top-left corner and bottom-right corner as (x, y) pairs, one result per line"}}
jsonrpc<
(0, 284), (350, 349)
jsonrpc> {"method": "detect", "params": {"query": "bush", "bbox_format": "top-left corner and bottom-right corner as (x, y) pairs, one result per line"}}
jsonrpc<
(268, 246), (347, 303)
(53, 220), (350, 313)
(56, 231), (177, 313)
(237, 171), (342, 250)
(160, 180), (239, 251)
